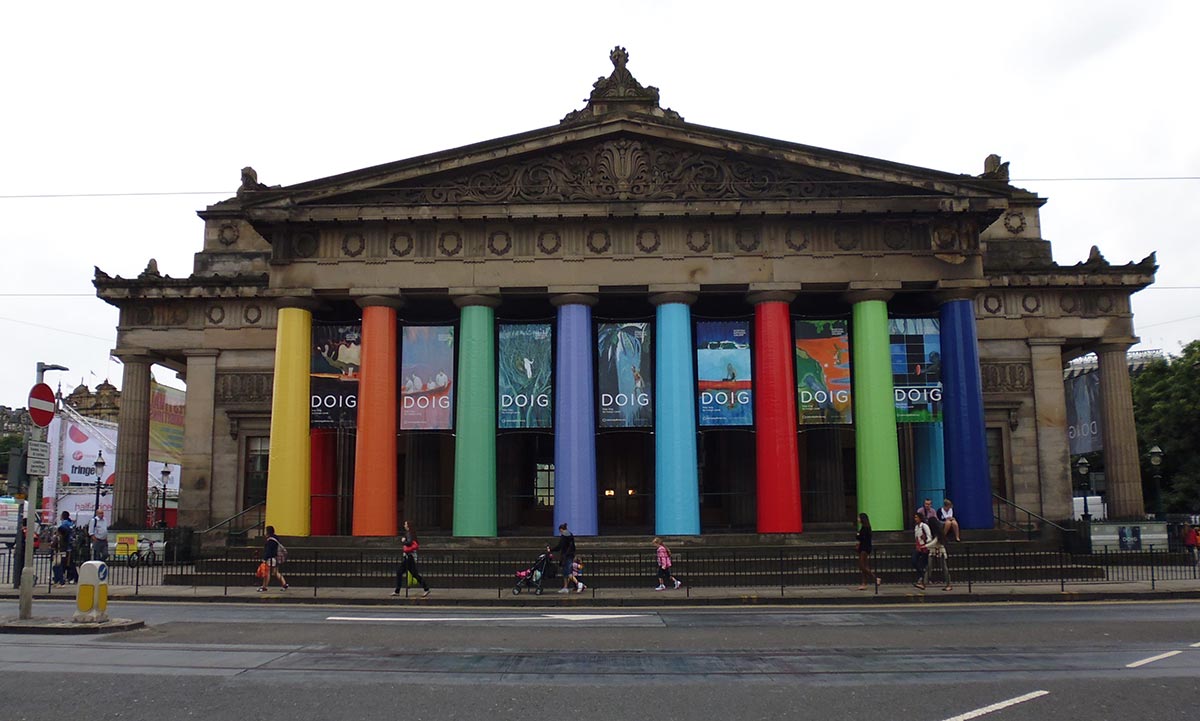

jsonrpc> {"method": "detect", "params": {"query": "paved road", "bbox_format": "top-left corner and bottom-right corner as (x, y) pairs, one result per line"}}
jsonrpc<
(1, 599), (1197, 720)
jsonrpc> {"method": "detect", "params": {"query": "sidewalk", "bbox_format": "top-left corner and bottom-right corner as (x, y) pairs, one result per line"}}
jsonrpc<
(4, 579), (1199, 607)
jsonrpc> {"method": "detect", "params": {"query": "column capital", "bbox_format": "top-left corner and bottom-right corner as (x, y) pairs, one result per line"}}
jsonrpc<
(843, 289), (893, 305)
(934, 288), (979, 304)
(649, 292), (698, 306)
(1095, 338), (1139, 354)
(110, 348), (156, 364)
(354, 294), (405, 310)
(747, 290), (797, 305)
(274, 296), (323, 312)
(550, 293), (598, 308)
(1027, 337), (1067, 348)
(452, 294), (501, 309)
(183, 349), (221, 358)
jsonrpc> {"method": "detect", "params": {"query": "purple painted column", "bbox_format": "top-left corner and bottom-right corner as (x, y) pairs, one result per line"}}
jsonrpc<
(939, 294), (991, 529)
(552, 295), (598, 535)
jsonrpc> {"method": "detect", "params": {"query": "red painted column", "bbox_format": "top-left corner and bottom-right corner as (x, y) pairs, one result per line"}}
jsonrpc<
(309, 429), (337, 536)
(751, 293), (802, 533)
(353, 297), (401, 536)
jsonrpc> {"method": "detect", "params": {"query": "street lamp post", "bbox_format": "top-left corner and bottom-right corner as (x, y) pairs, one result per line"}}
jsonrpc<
(1149, 445), (1164, 520)
(1076, 456), (1092, 523)
(92, 451), (106, 543)
(159, 465), (170, 527)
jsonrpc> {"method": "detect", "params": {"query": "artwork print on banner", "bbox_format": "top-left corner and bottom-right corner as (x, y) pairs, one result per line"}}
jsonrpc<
(400, 326), (455, 430)
(794, 319), (852, 424)
(597, 322), (653, 428)
(498, 324), (552, 429)
(310, 323), (361, 427)
(696, 320), (753, 426)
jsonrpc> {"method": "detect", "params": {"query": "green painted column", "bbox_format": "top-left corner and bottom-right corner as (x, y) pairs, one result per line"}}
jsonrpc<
(849, 291), (904, 531)
(453, 296), (498, 536)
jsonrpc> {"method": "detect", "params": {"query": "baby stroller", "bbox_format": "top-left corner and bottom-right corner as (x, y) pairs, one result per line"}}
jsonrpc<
(513, 550), (556, 595)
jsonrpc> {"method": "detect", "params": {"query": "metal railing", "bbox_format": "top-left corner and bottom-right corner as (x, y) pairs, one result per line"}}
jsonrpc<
(199, 502), (265, 546)
(992, 493), (1075, 545)
(4, 543), (1196, 596)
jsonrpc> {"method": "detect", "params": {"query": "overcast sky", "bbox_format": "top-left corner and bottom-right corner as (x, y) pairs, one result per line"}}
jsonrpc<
(2, 0), (1197, 408)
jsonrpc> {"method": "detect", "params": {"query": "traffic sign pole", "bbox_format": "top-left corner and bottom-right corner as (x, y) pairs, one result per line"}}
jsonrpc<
(21, 365), (67, 620)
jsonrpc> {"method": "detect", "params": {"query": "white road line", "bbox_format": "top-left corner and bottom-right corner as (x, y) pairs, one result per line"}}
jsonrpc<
(1126, 650), (1182, 668)
(942, 690), (1049, 721)
(1190, 642), (1200, 648)
(325, 613), (650, 623)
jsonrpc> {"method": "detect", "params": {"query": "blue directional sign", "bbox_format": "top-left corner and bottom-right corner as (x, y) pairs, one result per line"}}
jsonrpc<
(97, 563), (108, 582)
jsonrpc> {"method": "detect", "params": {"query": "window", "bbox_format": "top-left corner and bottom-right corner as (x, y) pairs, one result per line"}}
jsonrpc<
(985, 427), (1007, 500)
(244, 436), (270, 507)
(535, 462), (554, 507)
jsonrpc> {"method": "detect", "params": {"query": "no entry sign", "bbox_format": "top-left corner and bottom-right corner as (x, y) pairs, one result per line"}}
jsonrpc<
(27, 383), (55, 427)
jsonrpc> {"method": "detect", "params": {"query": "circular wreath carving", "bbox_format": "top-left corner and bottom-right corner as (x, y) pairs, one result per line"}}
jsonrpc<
(735, 229), (760, 252)
(389, 232), (414, 257)
(293, 233), (318, 258)
(1022, 294), (1041, 314)
(438, 231), (463, 257)
(538, 231), (562, 255)
(933, 226), (959, 251)
(884, 226), (909, 250)
(342, 233), (365, 258)
(1097, 294), (1114, 313)
(1003, 211), (1026, 235)
(134, 307), (153, 325)
(244, 305), (262, 325)
(785, 227), (809, 252)
(207, 305), (225, 325)
(587, 229), (611, 254)
(982, 294), (1003, 315)
(1059, 294), (1079, 314)
(833, 227), (859, 251)
(218, 222), (239, 246)
(686, 229), (711, 253)
(636, 229), (661, 253)
(171, 307), (188, 325)
(488, 231), (512, 256)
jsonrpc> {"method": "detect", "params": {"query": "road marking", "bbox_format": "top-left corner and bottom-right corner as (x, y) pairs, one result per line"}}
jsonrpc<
(325, 613), (650, 623)
(942, 690), (1049, 721)
(1191, 642), (1200, 648)
(1126, 650), (1182, 668)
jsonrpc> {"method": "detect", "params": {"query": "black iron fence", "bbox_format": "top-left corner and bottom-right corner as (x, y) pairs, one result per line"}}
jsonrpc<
(3, 543), (1197, 596)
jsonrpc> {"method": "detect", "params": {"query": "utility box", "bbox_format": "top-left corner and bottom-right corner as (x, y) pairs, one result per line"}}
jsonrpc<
(73, 560), (109, 623)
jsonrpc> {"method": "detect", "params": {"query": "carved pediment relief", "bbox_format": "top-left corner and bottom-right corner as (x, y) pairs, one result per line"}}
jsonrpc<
(336, 138), (946, 206)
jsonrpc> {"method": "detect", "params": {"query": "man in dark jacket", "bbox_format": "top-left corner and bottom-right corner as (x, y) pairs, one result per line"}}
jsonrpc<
(552, 522), (577, 593)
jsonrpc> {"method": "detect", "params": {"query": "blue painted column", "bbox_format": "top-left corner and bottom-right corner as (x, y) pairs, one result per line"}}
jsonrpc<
(939, 295), (991, 529)
(913, 422), (946, 509)
(652, 293), (700, 535)
(552, 295), (598, 536)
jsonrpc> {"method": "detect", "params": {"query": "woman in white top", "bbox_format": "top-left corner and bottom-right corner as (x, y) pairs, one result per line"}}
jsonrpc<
(937, 498), (961, 542)
(922, 516), (952, 591)
(912, 513), (932, 590)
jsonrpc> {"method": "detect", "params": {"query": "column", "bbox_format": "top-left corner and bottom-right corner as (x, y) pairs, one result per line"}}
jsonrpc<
(179, 350), (218, 530)
(552, 295), (598, 535)
(310, 429), (337, 535)
(652, 293), (699, 536)
(1097, 342), (1145, 519)
(807, 429), (845, 523)
(939, 295), (991, 529)
(847, 291), (904, 531)
(265, 300), (314, 536)
(913, 422), (946, 508)
(749, 292), (802, 533)
(352, 296), (402, 536)
(113, 352), (152, 528)
(404, 435), (441, 529)
(452, 295), (498, 536)
(1028, 339), (1073, 520)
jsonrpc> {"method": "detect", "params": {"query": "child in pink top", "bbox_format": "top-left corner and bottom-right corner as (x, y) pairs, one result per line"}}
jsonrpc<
(653, 537), (682, 590)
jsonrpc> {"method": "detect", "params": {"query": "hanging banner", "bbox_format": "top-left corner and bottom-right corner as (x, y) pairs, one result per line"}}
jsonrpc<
(149, 381), (186, 464)
(794, 320), (852, 424)
(889, 318), (942, 423)
(310, 323), (362, 428)
(498, 323), (553, 429)
(1066, 370), (1104, 455)
(696, 320), (753, 426)
(400, 325), (455, 430)
(597, 322), (653, 428)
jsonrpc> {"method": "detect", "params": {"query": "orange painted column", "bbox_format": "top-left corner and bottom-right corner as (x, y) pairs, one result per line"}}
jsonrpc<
(352, 297), (401, 536)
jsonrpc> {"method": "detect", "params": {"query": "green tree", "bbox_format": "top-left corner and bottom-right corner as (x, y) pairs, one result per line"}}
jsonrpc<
(1131, 341), (1200, 514)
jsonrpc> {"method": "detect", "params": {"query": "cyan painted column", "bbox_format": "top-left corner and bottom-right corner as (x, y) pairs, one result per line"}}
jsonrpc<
(552, 295), (598, 536)
(847, 291), (904, 531)
(939, 294), (991, 529)
(913, 422), (946, 508)
(452, 295), (498, 537)
(652, 293), (700, 536)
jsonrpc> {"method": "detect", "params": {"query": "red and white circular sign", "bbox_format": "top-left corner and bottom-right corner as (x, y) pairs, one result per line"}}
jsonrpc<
(28, 383), (56, 427)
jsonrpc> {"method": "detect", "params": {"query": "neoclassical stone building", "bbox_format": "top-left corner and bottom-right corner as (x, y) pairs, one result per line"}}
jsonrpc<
(95, 48), (1155, 537)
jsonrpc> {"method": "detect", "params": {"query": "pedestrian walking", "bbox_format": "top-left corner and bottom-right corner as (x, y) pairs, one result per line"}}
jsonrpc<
(1183, 523), (1198, 567)
(392, 520), (431, 598)
(922, 515), (952, 591)
(57, 512), (78, 584)
(653, 537), (681, 590)
(88, 509), (109, 562)
(912, 512), (932, 590)
(856, 513), (880, 590)
(553, 522), (578, 593)
(257, 525), (288, 592)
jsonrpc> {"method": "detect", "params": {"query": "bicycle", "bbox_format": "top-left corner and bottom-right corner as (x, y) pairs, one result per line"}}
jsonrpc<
(126, 537), (159, 568)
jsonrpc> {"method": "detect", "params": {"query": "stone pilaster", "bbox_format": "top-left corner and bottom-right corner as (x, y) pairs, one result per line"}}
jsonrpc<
(1028, 339), (1072, 520)
(113, 352), (153, 528)
(179, 350), (218, 529)
(1097, 342), (1145, 519)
